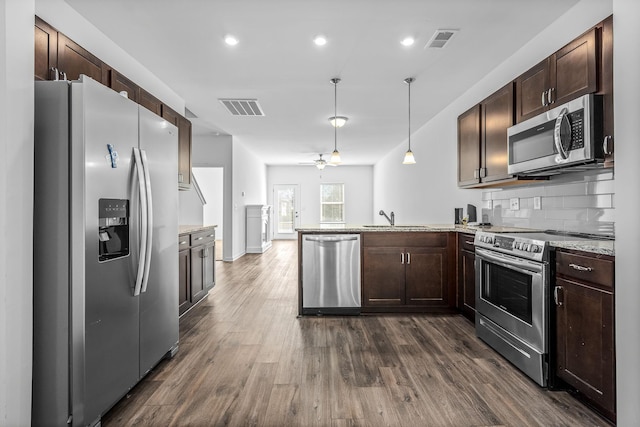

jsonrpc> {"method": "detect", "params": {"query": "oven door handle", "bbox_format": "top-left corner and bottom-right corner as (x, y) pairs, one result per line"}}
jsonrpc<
(475, 248), (543, 274)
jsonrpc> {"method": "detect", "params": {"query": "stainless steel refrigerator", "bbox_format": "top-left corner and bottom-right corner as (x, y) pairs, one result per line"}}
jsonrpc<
(32, 76), (179, 426)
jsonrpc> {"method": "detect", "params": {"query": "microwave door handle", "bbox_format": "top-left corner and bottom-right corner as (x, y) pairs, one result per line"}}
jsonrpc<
(553, 107), (570, 160)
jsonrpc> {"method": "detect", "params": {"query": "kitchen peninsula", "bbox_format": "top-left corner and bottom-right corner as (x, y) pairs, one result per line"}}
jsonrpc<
(297, 224), (614, 315)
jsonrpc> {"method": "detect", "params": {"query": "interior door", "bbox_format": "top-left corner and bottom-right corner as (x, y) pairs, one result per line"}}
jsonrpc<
(273, 184), (300, 239)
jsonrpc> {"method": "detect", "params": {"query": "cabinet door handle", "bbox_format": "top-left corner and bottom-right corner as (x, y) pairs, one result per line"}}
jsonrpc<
(473, 169), (479, 179)
(465, 241), (474, 245)
(50, 67), (59, 81)
(541, 90), (548, 107)
(554, 286), (563, 306)
(406, 252), (411, 264)
(401, 253), (405, 264)
(194, 236), (204, 241)
(480, 168), (487, 178)
(179, 240), (188, 245)
(178, 173), (184, 183)
(569, 263), (593, 272)
(603, 135), (613, 155)
(547, 87), (554, 105)
(207, 234), (215, 238)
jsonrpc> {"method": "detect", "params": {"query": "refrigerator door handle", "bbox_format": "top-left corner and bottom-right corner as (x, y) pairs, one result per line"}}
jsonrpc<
(140, 149), (153, 293)
(133, 148), (148, 296)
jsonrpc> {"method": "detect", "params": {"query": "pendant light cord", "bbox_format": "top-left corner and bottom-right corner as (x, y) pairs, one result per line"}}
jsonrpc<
(407, 78), (411, 151)
(334, 79), (338, 151)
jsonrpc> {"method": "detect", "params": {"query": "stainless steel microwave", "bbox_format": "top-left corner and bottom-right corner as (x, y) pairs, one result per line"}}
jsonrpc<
(507, 94), (604, 176)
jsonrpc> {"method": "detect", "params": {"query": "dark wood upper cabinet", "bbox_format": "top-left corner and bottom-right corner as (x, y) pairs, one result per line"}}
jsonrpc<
(34, 17), (57, 81)
(57, 33), (107, 84)
(458, 83), (520, 188)
(516, 28), (598, 123)
(481, 82), (514, 184)
(599, 16), (614, 167)
(162, 105), (193, 189)
(138, 88), (163, 116)
(34, 16), (194, 190)
(515, 59), (550, 122)
(107, 68), (139, 103)
(457, 104), (481, 187)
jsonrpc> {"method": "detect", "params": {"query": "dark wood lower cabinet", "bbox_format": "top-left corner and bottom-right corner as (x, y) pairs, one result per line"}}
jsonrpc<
(179, 228), (216, 317)
(178, 246), (191, 316)
(457, 233), (476, 322)
(554, 249), (615, 423)
(362, 232), (456, 313)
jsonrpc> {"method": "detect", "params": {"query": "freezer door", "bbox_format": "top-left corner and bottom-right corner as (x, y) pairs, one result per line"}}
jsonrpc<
(70, 77), (140, 425)
(138, 106), (180, 375)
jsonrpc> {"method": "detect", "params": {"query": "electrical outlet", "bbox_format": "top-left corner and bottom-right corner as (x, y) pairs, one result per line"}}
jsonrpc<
(533, 196), (542, 210)
(510, 198), (520, 210)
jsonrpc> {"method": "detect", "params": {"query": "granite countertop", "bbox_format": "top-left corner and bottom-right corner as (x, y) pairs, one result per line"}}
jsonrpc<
(179, 224), (217, 234)
(295, 224), (534, 234)
(295, 224), (615, 256)
(550, 239), (615, 257)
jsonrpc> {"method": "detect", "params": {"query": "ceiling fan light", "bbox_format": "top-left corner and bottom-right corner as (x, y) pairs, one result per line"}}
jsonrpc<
(328, 116), (348, 128)
(330, 149), (342, 164)
(403, 149), (416, 165)
(316, 162), (327, 170)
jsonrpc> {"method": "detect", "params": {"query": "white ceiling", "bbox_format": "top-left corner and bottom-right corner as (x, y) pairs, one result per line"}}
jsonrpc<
(64, 0), (579, 166)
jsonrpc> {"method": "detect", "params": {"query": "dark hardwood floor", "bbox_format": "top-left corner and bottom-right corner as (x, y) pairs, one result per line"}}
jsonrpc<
(103, 240), (608, 426)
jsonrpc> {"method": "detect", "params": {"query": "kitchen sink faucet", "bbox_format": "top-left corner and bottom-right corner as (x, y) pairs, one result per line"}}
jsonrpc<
(379, 210), (395, 226)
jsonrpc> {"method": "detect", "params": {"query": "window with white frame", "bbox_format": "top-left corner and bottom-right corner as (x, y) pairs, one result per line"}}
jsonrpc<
(320, 183), (345, 224)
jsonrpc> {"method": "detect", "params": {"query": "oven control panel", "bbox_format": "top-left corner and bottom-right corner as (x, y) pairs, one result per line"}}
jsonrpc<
(474, 231), (548, 262)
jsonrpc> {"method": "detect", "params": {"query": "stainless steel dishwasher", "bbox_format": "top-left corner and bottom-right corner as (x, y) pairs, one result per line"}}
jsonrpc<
(301, 234), (361, 315)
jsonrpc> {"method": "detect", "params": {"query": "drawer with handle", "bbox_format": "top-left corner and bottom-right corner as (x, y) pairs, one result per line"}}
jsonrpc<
(458, 233), (475, 252)
(178, 234), (190, 250)
(190, 228), (216, 246)
(556, 250), (614, 289)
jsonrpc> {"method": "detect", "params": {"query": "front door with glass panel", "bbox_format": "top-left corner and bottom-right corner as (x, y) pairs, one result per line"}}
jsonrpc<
(273, 184), (300, 239)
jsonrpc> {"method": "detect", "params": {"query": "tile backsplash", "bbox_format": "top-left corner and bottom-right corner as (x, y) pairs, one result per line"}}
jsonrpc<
(482, 170), (615, 236)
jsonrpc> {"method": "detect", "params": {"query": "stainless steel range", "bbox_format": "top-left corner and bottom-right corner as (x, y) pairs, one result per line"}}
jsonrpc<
(473, 229), (610, 386)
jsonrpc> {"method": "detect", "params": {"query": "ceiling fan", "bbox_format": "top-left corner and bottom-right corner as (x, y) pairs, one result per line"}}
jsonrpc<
(298, 154), (337, 170)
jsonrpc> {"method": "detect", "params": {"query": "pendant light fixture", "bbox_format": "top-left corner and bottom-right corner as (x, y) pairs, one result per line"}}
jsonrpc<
(402, 77), (416, 165)
(329, 77), (343, 164)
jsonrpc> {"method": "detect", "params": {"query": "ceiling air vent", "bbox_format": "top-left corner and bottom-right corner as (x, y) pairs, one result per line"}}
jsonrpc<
(425, 29), (458, 49)
(218, 98), (265, 116)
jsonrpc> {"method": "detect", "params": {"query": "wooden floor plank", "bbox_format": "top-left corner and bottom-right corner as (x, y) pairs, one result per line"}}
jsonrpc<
(102, 240), (609, 427)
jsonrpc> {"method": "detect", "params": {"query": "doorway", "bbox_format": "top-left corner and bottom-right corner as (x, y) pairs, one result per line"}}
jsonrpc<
(192, 167), (224, 260)
(273, 184), (300, 240)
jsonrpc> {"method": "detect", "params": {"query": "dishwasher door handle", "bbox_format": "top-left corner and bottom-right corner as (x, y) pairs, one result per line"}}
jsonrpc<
(304, 236), (359, 242)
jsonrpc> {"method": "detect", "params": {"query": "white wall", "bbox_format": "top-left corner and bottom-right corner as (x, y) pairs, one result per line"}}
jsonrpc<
(0, 0), (34, 424)
(35, 0), (184, 114)
(192, 133), (234, 260)
(267, 165), (374, 229)
(178, 186), (204, 225)
(232, 139), (268, 258)
(193, 167), (224, 238)
(612, 0), (640, 424)
(373, 0), (612, 226)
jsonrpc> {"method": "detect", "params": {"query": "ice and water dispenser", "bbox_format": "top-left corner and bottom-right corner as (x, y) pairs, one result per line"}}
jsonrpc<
(98, 198), (130, 261)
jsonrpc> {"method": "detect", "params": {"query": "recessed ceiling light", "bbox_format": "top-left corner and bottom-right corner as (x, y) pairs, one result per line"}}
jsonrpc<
(224, 35), (239, 46)
(400, 36), (415, 47)
(314, 35), (327, 46)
